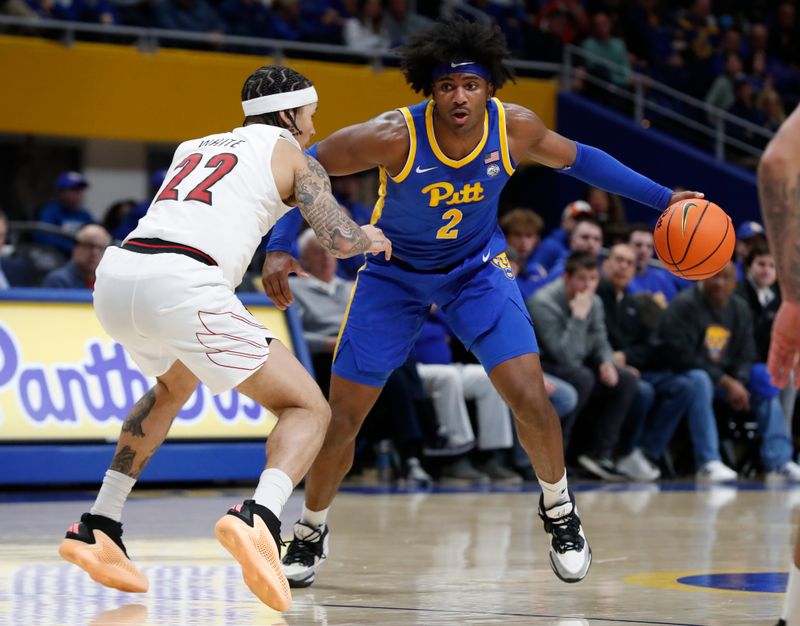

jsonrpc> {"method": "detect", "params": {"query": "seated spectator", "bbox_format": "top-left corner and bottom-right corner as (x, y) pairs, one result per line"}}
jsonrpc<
(734, 220), (767, 279)
(383, 0), (432, 47)
(42, 224), (110, 289)
(500, 208), (548, 300)
(581, 11), (632, 87)
(540, 215), (605, 288)
(735, 243), (797, 430)
(301, 0), (347, 45)
(768, 0), (799, 67)
(111, 169), (166, 242)
(627, 224), (685, 306)
(219, 0), (272, 38)
(155, 0), (223, 34)
(672, 0), (721, 97)
(102, 199), (137, 242)
(727, 75), (767, 147)
(584, 185), (626, 243)
(414, 307), (520, 485)
(705, 53), (743, 113)
(288, 229), (432, 484)
(343, 0), (389, 51)
(599, 243), (722, 481)
(0, 211), (33, 288)
(530, 200), (594, 272)
(758, 88), (787, 134)
(654, 261), (800, 482)
(528, 251), (638, 480)
(35, 171), (95, 257)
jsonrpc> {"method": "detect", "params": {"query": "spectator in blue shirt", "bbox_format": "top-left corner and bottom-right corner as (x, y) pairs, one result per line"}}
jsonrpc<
(110, 169), (167, 242)
(735, 220), (767, 280)
(529, 199), (595, 273)
(627, 224), (686, 307)
(36, 171), (95, 257)
(500, 208), (548, 300)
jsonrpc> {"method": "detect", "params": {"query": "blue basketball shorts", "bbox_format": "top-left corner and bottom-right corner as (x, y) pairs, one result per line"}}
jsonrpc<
(332, 235), (539, 387)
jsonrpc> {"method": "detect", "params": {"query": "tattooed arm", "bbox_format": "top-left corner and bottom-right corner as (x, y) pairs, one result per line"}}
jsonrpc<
(759, 105), (800, 302)
(293, 153), (390, 259)
(271, 139), (391, 259)
(757, 104), (800, 388)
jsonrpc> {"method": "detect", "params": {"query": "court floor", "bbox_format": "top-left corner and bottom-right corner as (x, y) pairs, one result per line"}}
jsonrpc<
(0, 482), (795, 626)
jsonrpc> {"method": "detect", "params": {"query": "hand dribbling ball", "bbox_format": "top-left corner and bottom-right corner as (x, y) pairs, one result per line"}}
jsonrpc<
(653, 200), (736, 280)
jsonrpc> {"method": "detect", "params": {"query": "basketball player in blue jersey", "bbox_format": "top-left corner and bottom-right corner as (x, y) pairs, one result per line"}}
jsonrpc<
(264, 18), (703, 588)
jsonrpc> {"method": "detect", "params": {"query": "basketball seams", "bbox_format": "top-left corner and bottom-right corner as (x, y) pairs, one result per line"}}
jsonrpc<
(656, 201), (734, 280)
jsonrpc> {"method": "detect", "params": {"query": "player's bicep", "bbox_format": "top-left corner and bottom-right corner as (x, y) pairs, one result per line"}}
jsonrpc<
(526, 129), (578, 169)
(317, 124), (384, 175)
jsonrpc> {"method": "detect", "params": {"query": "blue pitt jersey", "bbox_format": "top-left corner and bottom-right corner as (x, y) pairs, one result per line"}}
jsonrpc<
(370, 97), (515, 270)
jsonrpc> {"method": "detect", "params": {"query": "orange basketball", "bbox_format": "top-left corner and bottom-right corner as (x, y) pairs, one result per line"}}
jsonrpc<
(653, 199), (736, 280)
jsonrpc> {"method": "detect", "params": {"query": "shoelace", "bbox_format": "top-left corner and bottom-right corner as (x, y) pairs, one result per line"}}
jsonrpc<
(283, 528), (324, 565)
(548, 512), (585, 554)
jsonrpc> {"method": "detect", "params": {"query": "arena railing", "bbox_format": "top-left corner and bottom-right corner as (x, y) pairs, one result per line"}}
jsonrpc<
(560, 44), (775, 163)
(0, 15), (769, 163)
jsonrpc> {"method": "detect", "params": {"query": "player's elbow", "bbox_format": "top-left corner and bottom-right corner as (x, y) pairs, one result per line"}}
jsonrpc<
(759, 139), (796, 180)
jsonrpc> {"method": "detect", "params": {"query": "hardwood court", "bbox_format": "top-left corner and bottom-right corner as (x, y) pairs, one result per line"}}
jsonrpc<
(0, 483), (795, 626)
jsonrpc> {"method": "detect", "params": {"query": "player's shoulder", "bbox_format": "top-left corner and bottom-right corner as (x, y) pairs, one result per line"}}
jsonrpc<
(496, 101), (542, 127)
(366, 109), (412, 142)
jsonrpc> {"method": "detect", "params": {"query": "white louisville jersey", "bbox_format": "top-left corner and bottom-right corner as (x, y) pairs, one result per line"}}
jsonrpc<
(128, 124), (297, 288)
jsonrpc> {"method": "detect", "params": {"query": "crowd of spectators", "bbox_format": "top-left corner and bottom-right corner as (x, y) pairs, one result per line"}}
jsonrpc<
(4, 0), (799, 148)
(2, 167), (799, 485)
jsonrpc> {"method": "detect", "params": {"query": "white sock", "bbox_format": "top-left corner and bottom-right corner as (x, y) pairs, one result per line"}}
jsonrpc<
(90, 470), (136, 522)
(783, 561), (800, 623)
(538, 470), (569, 509)
(252, 468), (294, 519)
(300, 503), (329, 529)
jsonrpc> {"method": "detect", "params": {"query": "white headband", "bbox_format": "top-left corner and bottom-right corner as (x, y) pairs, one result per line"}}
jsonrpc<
(241, 86), (318, 116)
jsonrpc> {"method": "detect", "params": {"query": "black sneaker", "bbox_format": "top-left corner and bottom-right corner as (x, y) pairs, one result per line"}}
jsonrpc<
(538, 490), (592, 583)
(776, 620), (786, 626)
(281, 521), (329, 588)
(58, 512), (148, 592)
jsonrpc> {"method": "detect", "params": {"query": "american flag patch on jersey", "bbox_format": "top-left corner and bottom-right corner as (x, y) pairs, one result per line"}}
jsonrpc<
(484, 150), (500, 164)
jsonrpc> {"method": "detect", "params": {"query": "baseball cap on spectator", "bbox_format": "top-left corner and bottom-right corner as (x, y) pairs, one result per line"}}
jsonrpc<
(55, 171), (89, 191)
(738, 221), (765, 240)
(562, 200), (594, 221)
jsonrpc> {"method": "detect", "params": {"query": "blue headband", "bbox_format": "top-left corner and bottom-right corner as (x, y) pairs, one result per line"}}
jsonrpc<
(432, 61), (491, 83)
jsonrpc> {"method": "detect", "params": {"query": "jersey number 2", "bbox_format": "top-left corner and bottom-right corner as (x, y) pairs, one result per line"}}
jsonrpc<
(436, 209), (462, 240)
(156, 153), (239, 206)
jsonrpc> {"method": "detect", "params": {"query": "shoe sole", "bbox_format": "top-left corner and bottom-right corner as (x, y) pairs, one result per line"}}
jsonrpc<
(549, 545), (593, 583)
(215, 514), (292, 611)
(286, 572), (316, 589)
(58, 532), (148, 593)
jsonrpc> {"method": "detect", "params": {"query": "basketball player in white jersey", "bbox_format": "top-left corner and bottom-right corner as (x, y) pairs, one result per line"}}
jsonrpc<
(759, 104), (800, 626)
(57, 65), (391, 613)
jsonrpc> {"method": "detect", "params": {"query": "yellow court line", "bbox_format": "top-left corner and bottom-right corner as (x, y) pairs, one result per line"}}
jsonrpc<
(624, 570), (786, 595)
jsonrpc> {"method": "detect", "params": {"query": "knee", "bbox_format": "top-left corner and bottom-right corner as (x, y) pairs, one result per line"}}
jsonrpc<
(505, 378), (554, 423)
(686, 369), (713, 398)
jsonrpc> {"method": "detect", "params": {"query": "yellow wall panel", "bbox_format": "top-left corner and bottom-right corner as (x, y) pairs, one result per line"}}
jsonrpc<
(0, 35), (556, 143)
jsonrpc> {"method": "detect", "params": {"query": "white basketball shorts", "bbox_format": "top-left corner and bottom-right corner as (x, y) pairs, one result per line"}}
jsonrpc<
(94, 246), (275, 394)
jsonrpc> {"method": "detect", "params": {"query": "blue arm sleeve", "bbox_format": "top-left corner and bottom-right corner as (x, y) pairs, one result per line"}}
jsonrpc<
(265, 209), (303, 253)
(264, 143), (320, 253)
(559, 142), (673, 211)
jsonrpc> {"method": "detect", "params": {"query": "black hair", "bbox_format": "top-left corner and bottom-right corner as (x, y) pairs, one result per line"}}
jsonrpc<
(241, 65), (313, 136)
(744, 242), (772, 268)
(565, 251), (599, 275)
(399, 17), (515, 96)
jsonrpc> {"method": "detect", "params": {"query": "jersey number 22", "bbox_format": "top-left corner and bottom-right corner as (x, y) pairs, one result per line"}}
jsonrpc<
(156, 152), (238, 206)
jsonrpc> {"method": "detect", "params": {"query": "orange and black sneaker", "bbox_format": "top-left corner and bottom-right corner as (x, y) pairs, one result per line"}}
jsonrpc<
(215, 500), (292, 612)
(58, 513), (148, 593)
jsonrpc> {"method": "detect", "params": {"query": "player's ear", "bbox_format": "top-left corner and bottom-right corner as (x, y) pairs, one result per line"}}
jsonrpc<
(487, 82), (495, 98)
(278, 110), (290, 128)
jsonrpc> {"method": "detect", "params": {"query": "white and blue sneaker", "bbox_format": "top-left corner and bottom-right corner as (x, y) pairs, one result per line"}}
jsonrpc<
(281, 521), (329, 588)
(538, 489), (592, 583)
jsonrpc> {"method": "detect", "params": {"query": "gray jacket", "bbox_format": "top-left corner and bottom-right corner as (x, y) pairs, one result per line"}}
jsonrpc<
(527, 278), (614, 368)
(289, 275), (353, 354)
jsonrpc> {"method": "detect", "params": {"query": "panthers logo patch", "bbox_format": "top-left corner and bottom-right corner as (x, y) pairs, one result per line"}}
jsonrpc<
(491, 253), (515, 280)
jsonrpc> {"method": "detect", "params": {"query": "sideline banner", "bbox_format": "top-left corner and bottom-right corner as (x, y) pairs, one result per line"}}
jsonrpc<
(0, 291), (303, 441)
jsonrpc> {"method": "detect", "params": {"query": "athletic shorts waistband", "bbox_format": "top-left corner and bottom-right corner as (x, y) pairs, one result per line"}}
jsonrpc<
(121, 238), (218, 267)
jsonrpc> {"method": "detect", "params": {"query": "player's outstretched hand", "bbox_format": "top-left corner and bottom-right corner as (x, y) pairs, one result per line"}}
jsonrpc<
(668, 190), (705, 206)
(261, 251), (308, 311)
(361, 225), (392, 260)
(767, 301), (800, 389)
